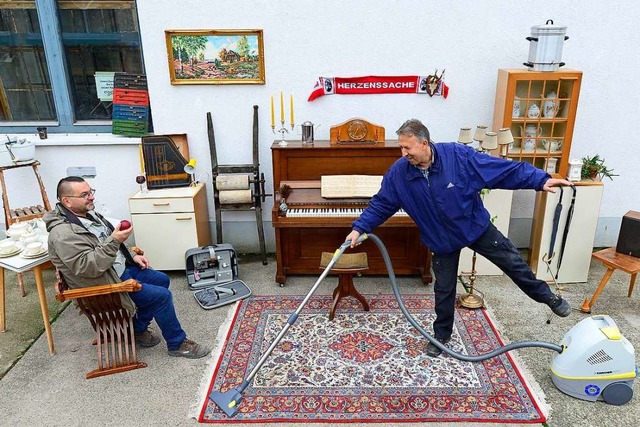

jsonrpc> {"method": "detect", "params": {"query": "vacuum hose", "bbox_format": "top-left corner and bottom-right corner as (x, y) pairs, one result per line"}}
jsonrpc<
(365, 233), (564, 360)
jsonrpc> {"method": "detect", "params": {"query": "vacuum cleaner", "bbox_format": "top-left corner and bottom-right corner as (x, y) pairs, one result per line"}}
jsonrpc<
(210, 233), (636, 417)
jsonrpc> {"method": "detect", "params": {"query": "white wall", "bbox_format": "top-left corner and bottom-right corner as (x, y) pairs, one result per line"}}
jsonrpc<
(4, 0), (638, 251)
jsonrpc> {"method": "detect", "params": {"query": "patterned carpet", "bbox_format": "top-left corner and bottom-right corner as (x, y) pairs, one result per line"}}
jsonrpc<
(199, 294), (545, 423)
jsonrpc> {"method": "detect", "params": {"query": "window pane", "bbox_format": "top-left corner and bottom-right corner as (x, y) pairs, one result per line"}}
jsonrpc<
(58, 0), (143, 121)
(0, 1), (56, 122)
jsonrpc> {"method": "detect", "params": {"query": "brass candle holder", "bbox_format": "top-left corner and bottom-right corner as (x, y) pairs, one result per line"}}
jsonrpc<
(457, 250), (485, 309)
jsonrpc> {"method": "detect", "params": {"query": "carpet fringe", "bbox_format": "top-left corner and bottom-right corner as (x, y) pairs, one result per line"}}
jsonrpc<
(188, 301), (240, 420)
(482, 302), (551, 420)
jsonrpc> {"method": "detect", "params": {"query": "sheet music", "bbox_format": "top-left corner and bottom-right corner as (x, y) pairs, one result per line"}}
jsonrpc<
(321, 175), (383, 198)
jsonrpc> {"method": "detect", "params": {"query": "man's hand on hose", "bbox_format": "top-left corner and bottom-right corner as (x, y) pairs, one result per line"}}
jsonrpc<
(345, 230), (362, 248)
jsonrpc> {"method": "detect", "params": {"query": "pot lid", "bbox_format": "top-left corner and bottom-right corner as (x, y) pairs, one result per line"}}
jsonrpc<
(302, 121), (314, 126)
(531, 19), (567, 34)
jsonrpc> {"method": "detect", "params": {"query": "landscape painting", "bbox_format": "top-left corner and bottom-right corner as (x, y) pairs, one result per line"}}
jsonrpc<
(165, 29), (265, 84)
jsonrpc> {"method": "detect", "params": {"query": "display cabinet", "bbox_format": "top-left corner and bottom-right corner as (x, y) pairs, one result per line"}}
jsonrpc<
(492, 69), (582, 177)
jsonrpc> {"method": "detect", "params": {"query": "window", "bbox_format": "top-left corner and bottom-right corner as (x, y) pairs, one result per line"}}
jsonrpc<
(0, 0), (146, 133)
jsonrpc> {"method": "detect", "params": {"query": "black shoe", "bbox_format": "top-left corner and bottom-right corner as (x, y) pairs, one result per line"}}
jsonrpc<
(135, 329), (161, 348)
(426, 337), (450, 357)
(547, 295), (571, 317)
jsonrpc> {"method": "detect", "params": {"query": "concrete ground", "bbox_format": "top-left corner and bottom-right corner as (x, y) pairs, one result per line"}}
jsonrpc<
(0, 251), (639, 427)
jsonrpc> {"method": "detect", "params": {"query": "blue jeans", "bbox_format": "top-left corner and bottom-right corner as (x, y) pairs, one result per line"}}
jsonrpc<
(120, 266), (187, 351)
(431, 222), (555, 340)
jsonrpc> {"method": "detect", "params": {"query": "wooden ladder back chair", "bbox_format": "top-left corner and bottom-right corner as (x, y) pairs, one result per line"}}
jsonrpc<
(54, 270), (147, 379)
(0, 160), (52, 296)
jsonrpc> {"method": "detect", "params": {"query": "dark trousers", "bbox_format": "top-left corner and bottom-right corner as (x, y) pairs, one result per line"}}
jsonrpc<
(431, 222), (555, 339)
(121, 266), (187, 351)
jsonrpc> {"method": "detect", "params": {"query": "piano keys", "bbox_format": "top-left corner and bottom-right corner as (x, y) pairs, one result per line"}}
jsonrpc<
(271, 140), (432, 286)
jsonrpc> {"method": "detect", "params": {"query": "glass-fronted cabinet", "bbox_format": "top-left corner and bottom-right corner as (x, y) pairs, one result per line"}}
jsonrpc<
(492, 69), (582, 177)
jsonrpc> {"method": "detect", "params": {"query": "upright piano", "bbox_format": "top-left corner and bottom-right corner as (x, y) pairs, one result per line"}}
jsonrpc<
(271, 140), (432, 285)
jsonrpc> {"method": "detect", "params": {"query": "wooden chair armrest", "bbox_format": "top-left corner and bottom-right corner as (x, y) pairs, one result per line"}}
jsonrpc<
(55, 279), (142, 302)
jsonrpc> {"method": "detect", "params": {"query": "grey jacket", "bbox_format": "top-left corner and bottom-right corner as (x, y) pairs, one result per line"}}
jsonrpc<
(43, 204), (136, 313)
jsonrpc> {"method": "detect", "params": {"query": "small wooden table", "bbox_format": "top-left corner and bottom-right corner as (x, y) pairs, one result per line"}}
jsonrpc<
(584, 247), (640, 312)
(0, 246), (55, 355)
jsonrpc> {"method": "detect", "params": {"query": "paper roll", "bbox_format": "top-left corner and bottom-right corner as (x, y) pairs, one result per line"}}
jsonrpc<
(216, 174), (249, 190)
(219, 189), (252, 204)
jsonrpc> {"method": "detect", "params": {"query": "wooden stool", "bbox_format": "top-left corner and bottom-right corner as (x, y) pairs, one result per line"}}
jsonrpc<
(582, 247), (640, 313)
(320, 252), (370, 321)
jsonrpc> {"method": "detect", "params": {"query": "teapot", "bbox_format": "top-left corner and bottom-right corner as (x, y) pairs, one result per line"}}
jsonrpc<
(301, 121), (320, 144)
(542, 91), (558, 118)
(522, 138), (537, 152)
(6, 222), (32, 240)
(542, 139), (563, 152)
(520, 124), (542, 138)
(527, 103), (540, 118)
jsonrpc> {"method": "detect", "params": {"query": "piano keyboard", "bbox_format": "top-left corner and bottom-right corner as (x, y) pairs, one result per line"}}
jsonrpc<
(286, 208), (409, 218)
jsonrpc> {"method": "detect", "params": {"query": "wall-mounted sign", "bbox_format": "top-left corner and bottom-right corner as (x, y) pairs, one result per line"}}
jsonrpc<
(308, 74), (449, 101)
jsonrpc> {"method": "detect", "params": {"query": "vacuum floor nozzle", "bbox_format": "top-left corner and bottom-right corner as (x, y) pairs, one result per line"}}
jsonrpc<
(194, 280), (251, 309)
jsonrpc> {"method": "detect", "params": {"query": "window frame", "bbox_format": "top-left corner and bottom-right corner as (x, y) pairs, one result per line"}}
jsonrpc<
(0, 0), (145, 134)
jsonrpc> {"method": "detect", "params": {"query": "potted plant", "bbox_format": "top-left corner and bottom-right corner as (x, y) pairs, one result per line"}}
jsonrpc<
(581, 154), (618, 181)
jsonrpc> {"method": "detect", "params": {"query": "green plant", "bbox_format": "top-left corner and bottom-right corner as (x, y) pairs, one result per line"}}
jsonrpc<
(581, 154), (618, 180)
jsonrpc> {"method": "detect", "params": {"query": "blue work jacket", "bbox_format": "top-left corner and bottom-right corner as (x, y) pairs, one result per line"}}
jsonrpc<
(352, 142), (550, 255)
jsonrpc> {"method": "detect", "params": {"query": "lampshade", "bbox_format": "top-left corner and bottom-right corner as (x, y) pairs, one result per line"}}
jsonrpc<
(497, 127), (514, 146)
(481, 131), (498, 150)
(457, 127), (473, 144)
(473, 125), (488, 142)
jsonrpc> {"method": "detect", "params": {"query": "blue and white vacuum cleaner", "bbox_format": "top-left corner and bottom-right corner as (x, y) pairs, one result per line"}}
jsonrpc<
(210, 233), (637, 417)
(551, 315), (636, 405)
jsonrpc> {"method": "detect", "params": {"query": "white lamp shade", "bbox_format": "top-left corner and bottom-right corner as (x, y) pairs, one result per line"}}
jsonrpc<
(457, 127), (473, 144)
(473, 125), (488, 142)
(481, 131), (498, 150)
(497, 128), (514, 146)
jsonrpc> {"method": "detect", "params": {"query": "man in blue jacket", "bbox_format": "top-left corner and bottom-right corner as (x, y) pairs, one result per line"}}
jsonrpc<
(345, 119), (573, 357)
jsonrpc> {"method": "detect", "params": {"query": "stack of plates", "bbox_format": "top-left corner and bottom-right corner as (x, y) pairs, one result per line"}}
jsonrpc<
(21, 248), (48, 259)
(0, 247), (23, 258)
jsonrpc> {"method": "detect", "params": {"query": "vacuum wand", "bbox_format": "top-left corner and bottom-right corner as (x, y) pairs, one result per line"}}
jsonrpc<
(209, 234), (369, 417)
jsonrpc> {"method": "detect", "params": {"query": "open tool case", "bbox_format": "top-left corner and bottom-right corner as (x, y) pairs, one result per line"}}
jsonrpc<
(185, 244), (251, 309)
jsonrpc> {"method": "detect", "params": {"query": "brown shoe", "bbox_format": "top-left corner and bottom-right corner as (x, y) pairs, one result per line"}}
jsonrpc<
(168, 338), (211, 359)
(135, 329), (161, 348)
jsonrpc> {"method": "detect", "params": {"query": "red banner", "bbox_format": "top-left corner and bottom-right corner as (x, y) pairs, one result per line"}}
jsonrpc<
(308, 75), (448, 101)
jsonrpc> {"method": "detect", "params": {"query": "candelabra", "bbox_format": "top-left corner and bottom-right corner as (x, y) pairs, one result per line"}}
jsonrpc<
(273, 121), (292, 146)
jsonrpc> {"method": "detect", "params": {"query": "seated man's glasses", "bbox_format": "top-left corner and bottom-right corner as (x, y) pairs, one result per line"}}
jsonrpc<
(66, 189), (96, 200)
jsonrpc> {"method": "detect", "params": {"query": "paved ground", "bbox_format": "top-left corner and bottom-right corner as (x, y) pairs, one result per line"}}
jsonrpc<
(0, 252), (639, 426)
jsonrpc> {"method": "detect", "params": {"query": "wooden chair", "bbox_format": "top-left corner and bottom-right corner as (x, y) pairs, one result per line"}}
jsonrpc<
(581, 247), (640, 313)
(0, 160), (52, 296)
(320, 252), (370, 321)
(55, 271), (147, 379)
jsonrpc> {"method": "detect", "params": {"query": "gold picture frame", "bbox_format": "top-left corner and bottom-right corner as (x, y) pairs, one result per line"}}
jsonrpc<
(165, 29), (265, 85)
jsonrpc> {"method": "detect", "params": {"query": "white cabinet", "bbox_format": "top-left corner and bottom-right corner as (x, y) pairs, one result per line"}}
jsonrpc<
(529, 181), (603, 283)
(129, 184), (211, 270)
(458, 189), (513, 276)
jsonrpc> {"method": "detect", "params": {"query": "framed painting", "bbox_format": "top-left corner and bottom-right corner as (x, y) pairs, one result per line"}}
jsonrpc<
(165, 29), (265, 85)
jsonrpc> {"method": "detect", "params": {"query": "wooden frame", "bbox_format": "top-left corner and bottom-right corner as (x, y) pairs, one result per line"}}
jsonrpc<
(165, 29), (265, 85)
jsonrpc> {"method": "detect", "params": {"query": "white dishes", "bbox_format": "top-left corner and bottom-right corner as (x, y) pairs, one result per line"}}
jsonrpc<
(21, 248), (48, 259)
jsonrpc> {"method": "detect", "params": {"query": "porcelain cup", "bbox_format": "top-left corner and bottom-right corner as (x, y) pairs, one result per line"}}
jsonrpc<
(25, 241), (44, 255)
(0, 240), (18, 254)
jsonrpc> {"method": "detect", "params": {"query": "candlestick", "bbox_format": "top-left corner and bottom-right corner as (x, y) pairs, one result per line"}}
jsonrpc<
(138, 144), (145, 174)
(290, 95), (294, 128)
(270, 96), (275, 128)
(280, 91), (284, 123)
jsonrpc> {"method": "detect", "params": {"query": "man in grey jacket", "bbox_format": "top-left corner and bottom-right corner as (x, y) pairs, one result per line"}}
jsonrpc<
(44, 176), (210, 359)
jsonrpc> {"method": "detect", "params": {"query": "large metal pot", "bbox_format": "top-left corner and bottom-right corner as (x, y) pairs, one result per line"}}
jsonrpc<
(524, 20), (568, 72)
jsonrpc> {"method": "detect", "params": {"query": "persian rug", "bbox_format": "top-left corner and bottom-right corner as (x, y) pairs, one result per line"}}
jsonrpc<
(198, 294), (546, 423)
